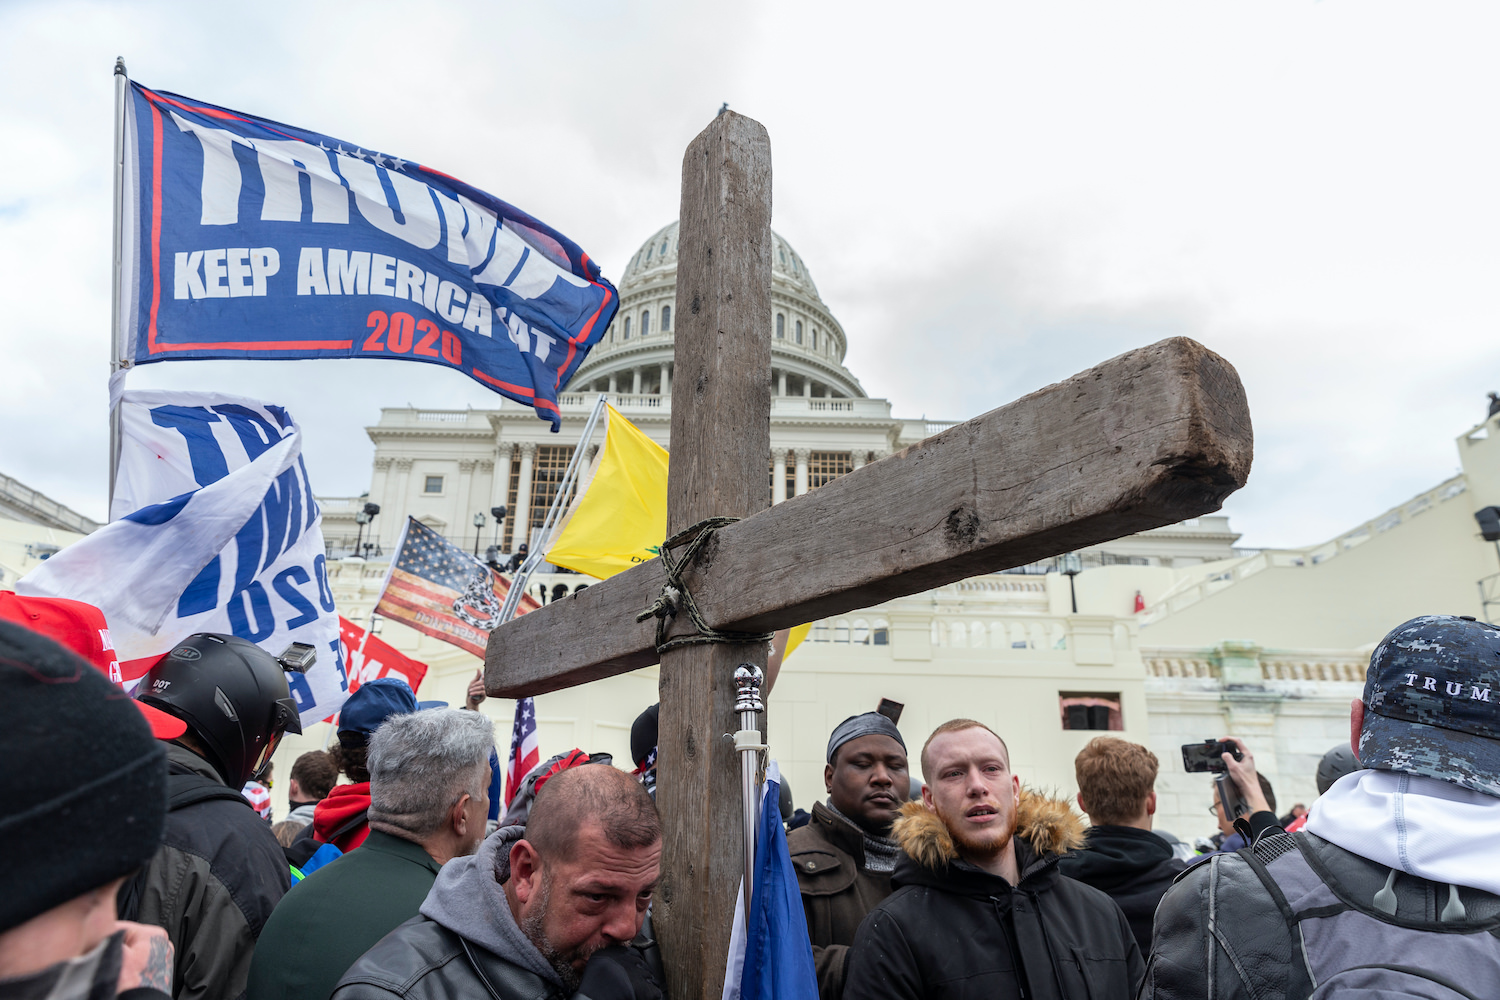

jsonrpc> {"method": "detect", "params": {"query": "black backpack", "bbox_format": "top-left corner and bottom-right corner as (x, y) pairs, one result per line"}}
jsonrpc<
(1234, 833), (1500, 998)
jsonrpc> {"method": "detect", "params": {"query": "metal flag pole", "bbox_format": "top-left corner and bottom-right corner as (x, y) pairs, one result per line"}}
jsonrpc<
(495, 394), (610, 627)
(733, 663), (766, 911)
(108, 57), (129, 514)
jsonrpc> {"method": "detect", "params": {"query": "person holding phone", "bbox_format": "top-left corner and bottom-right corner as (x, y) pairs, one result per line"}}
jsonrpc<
(1180, 737), (1282, 853)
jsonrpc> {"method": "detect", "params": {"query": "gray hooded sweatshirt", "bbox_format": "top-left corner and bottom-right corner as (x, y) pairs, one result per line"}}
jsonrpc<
(419, 825), (565, 989)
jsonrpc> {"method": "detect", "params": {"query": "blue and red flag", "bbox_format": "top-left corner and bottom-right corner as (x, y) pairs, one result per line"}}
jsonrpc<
(116, 81), (618, 429)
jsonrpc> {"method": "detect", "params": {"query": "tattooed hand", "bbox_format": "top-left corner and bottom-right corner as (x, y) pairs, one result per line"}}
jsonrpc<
(116, 921), (173, 994)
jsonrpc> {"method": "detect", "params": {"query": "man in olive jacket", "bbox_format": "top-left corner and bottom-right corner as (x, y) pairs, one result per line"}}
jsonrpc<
(246, 709), (493, 1000)
(789, 712), (910, 1000)
(845, 720), (1142, 1000)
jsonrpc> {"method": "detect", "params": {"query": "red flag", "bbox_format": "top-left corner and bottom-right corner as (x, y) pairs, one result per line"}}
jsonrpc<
(338, 616), (430, 696)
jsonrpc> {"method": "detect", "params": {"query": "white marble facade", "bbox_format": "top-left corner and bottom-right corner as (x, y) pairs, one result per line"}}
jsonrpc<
(296, 221), (1389, 841)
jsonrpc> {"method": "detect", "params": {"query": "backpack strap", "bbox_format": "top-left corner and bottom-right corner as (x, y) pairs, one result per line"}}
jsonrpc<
(321, 808), (369, 845)
(1234, 833), (1318, 998)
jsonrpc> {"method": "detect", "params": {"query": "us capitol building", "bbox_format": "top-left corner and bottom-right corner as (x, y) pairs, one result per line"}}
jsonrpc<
(273, 220), (1500, 840)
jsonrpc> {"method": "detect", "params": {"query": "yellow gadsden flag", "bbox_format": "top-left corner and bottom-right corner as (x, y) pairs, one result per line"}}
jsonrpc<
(547, 405), (670, 580)
(547, 406), (813, 660)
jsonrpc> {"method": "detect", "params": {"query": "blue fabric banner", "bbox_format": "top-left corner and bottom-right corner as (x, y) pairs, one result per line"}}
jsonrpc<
(117, 82), (618, 429)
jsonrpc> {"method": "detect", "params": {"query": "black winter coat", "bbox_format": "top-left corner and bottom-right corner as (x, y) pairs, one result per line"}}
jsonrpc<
(1056, 825), (1186, 955)
(120, 745), (289, 1000)
(844, 794), (1143, 1000)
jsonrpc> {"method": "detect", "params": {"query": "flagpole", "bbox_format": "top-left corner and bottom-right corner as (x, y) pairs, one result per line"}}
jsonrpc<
(108, 57), (129, 515)
(495, 394), (609, 626)
(733, 664), (765, 912)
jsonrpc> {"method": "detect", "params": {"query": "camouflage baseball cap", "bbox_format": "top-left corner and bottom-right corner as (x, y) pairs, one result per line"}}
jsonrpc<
(1360, 615), (1500, 798)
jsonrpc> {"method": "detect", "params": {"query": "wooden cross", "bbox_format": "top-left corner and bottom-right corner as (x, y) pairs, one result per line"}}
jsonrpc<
(485, 112), (1253, 999)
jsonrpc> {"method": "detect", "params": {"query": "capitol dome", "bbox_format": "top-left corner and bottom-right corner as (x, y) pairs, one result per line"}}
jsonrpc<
(568, 221), (866, 399)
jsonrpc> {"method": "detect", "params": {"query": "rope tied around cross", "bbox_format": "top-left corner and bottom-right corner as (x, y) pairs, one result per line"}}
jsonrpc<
(635, 516), (776, 654)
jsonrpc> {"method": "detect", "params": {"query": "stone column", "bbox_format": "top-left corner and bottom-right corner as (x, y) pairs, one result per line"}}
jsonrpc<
(371, 456), (392, 512)
(794, 448), (810, 496)
(631, 368), (642, 395)
(660, 363), (671, 396)
(777, 371), (787, 397)
(824, 385), (833, 398)
(456, 458), (477, 527)
(802, 378), (813, 397)
(389, 458), (413, 550)
(488, 450), (507, 514)
(772, 450), (787, 504)
(608, 373), (618, 393)
(852, 451), (866, 471)
(512, 443), (536, 552)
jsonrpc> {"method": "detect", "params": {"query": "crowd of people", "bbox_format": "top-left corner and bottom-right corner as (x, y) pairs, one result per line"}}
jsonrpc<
(2, 590), (1498, 1000)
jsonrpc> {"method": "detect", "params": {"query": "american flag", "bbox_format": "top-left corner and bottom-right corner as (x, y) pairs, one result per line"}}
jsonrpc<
(505, 697), (541, 807)
(375, 517), (538, 658)
(241, 781), (272, 822)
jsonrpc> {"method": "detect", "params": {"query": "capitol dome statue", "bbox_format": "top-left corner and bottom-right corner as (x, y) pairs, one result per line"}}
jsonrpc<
(568, 221), (866, 400)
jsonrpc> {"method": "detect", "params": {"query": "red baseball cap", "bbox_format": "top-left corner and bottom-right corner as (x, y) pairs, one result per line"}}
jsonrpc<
(0, 591), (187, 739)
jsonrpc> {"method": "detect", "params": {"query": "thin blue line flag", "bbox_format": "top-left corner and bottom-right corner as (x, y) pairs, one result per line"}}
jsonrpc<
(722, 760), (819, 1000)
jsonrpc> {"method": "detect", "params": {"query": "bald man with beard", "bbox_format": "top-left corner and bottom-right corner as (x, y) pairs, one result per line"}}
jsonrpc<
(843, 719), (1142, 1000)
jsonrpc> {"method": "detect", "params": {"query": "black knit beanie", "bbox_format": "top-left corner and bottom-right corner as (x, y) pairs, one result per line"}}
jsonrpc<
(0, 620), (167, 932)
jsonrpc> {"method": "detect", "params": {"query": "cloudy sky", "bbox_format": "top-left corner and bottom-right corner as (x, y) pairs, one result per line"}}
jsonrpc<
(3, 1), (1498, 549)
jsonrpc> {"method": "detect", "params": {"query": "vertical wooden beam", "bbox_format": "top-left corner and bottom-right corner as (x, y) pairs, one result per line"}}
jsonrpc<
(654, 111), (773, 1000)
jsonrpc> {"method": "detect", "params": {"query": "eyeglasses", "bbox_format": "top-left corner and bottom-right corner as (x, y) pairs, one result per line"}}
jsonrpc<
(1207, 803), (1221, 815)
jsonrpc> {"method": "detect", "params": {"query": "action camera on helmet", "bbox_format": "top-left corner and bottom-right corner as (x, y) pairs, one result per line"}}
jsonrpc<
(136, 633), (305, 788)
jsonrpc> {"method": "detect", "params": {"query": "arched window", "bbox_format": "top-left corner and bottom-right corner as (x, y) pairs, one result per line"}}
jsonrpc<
(623, 316), (631, 339)
(644, 245), (653, 262)
(792, 256), (800, 276)
(834, 621), (850, 643)
(779, 248), (787, 265)
(852, 619), (870, 644)
(795, 320), (803, 345)
(660, 239), (668, 256)
(775, 314), (784, 338)
(812, 622), (829, 642)
(811, 329), (818, 350)
(661, 304), (671, 331)
(641, 310), (651, 337)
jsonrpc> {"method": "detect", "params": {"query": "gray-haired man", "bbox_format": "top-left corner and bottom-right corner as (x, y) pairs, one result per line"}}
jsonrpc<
(247, 708), (494, 1000)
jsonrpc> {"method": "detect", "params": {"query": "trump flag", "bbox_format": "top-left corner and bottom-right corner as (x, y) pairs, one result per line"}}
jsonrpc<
(115, 81), (618, 429)
(338, 616), (429, 696)
(17, 390), (347, 727)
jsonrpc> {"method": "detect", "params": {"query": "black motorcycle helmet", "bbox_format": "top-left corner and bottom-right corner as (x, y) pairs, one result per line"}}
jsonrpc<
(136, 634), (305, 788)
(1316, 743), (1362, 795)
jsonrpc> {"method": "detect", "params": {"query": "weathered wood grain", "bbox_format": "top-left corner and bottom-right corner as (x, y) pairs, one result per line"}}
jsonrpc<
(650, 111), (773, 1000)
(484, 335), (1252, 698)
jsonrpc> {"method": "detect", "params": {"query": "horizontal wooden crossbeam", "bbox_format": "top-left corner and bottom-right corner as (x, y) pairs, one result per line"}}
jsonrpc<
(485, 336), (1252, 697)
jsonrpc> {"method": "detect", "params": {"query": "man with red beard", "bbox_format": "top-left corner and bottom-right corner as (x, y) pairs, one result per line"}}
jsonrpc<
(843, 719), (1143, 1000)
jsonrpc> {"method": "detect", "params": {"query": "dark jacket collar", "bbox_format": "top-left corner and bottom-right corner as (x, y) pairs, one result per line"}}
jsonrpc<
(361, 829), (443, 874)
(166, 742), (226, 785)
(811, 801), (870, 867)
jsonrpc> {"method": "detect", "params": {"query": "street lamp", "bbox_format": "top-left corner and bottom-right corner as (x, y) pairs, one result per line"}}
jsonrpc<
(353, 501), (381, 557)
(1060, 552), (1083, 614)
(472, 512), (486, 557)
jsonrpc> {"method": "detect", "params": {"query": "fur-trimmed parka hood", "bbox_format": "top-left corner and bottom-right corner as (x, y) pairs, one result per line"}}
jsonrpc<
(892, 788), (1086, 876)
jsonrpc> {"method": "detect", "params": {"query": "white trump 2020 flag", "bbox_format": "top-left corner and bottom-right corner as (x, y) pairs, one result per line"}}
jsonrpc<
(18, 390), (347, 726)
